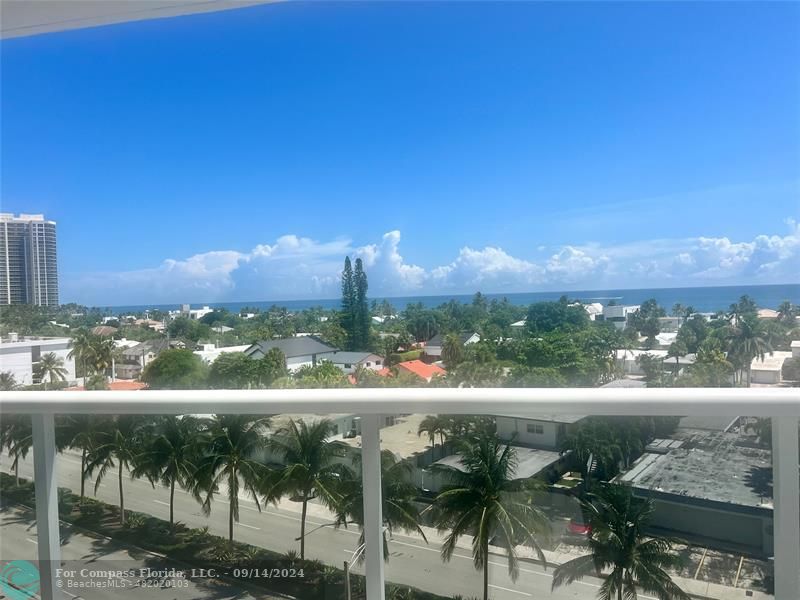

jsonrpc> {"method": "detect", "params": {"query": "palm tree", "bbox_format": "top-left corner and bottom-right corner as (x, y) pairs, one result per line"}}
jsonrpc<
(560, 420), (624, 484)
(431, 434), (549, 600)
(552, 484), (689, 600)
(0, 371), (18, 391)
(89, 336), (116, 377)
(0, 414), (32, 485)
(85, 415), (147, 524)
(334, 450), (426, 559)
(777, 300), (796, 325)
(727, 316), (772, 386)
(35, 352), (68, 390)
(69, 329), (96, 379)
(61, 415), (110, 502)
(441, 334), (463, 369)
(418, 415), (449, 459)
(666, 340), (687, 374)
(264, 418), (348, 560)
(196, 415), (269, 541)
(133, 415), (206, 528)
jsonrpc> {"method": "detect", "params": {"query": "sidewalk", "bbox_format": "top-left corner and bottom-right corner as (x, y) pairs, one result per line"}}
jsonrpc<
(278, 496), (773, 600)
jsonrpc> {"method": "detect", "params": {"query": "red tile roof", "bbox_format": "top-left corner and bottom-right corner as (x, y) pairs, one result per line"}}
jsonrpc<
(396, 360), (446, 381)
(67, 380), (148, 391)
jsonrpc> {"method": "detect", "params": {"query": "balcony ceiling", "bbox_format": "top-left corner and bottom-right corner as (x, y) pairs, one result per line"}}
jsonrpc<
(0, 0), (276, 39)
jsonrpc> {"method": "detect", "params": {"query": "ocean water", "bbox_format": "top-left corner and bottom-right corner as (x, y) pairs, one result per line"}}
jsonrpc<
(107, 283), (799, 315)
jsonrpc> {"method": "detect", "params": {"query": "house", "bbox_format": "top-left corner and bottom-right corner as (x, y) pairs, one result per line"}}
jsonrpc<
(118, 338), (184, 378)
(569, 301), (604, 320)
(757, 308), (779, 320)
(657, 316), (683, 333)
(425, 331), (480, 359)
(316, 351), (384, 373)
(750, 351), (792, 385)
(173, 304), (215, 320)
(396, 360), (446, 382)
(494, 414), (586, 451)
(0, 334), (76, 386)
(193, 343), (251, 364)
(614, 348), (696, 376)
(243, 336), (337, 371)
(134, 318), (165, 332)
(91, 325), (117, 337)
(510, 319), (526, 329)
(601, 304), (640, 330)
(212, 324), (234, 334)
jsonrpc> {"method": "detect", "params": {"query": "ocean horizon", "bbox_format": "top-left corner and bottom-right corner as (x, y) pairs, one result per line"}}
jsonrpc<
(104, 283), (800, 316)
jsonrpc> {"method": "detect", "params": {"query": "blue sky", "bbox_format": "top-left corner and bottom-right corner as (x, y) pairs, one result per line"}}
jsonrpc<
(2, 1), (798, 305)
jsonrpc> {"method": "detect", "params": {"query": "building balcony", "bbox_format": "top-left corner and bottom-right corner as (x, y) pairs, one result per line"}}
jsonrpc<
(1, 387), (798, 600)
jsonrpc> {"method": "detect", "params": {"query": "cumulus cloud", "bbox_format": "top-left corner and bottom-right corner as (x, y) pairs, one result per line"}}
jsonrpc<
(62, 219), (800, 305)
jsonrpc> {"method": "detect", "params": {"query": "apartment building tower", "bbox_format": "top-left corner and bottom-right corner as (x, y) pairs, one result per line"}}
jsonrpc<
(0, 213), (59, 306)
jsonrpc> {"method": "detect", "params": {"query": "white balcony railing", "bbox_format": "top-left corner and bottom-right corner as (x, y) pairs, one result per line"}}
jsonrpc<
(2, 387), (799, 600)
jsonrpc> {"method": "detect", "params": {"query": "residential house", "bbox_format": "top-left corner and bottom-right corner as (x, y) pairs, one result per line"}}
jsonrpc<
(750, 351), (792, 385)
(495, 414), (586, 451)
(118, 338), (184, 379)
(396, 360), (446, 382)
(243, 336), (337, 371)
(601, 304), (640, 330)
(193, 343), (251, 364)
(424, 331), (480, 359)
(316, 351), (384, 374)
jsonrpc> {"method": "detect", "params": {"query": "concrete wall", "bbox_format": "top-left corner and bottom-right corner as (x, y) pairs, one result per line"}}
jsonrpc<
(751, 368), (781, 385)
(636, 492), (773, 555)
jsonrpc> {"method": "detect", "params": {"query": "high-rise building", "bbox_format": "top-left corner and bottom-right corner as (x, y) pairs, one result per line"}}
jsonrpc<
(0, 213), (59, 306)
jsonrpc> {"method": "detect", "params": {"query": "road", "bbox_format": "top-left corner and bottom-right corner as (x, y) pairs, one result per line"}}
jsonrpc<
(1, 450), (633, 600)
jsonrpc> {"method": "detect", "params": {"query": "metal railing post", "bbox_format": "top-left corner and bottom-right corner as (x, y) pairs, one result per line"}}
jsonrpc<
(771, 415), (800, 600)
(360, 414), (385, 600)
(32, 412), (62, 600)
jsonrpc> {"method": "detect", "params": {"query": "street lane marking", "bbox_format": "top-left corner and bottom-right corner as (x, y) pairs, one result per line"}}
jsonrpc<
(26, 537), (38, 545)
(488, 584), (532, 597)
(237, 522), (260, 530)
(153, 500), (170, 507)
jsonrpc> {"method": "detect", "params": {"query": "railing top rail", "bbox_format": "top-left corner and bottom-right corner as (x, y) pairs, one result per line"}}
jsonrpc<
(1, 387), (798, 415)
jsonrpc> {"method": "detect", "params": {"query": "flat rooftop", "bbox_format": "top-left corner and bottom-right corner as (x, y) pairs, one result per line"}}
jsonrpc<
(333, 413), (433, 459)
(494, 414), (586, 424)
(617, 428), (773, 511)
(750, 351), (792, 372)
(434, 445), (562, 479)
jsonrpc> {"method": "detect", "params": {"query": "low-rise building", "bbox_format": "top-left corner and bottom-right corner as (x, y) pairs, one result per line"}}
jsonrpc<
(425, 331), (480, 359)
(495, 414), (586, 450)
(750, 351), (792, 385)
(616, 428), (774, 555)
(601, 304), (640, 330)
(316, 351), (384, 373)
(244, 336), (337, 371)
(396, 360), (446, 382)
(0, 335), (76, 386)
(118, 338), (184, 378)
(615, 348), (696, 376)
(193, 343), (251, 364)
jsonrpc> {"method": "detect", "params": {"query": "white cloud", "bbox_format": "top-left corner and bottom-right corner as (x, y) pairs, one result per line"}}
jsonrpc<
(62, 218), (800, 305)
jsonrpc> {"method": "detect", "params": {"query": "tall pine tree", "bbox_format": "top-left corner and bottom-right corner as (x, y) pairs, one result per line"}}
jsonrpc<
(354, 258), (369, 349)
(341, 257), (355, 350)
